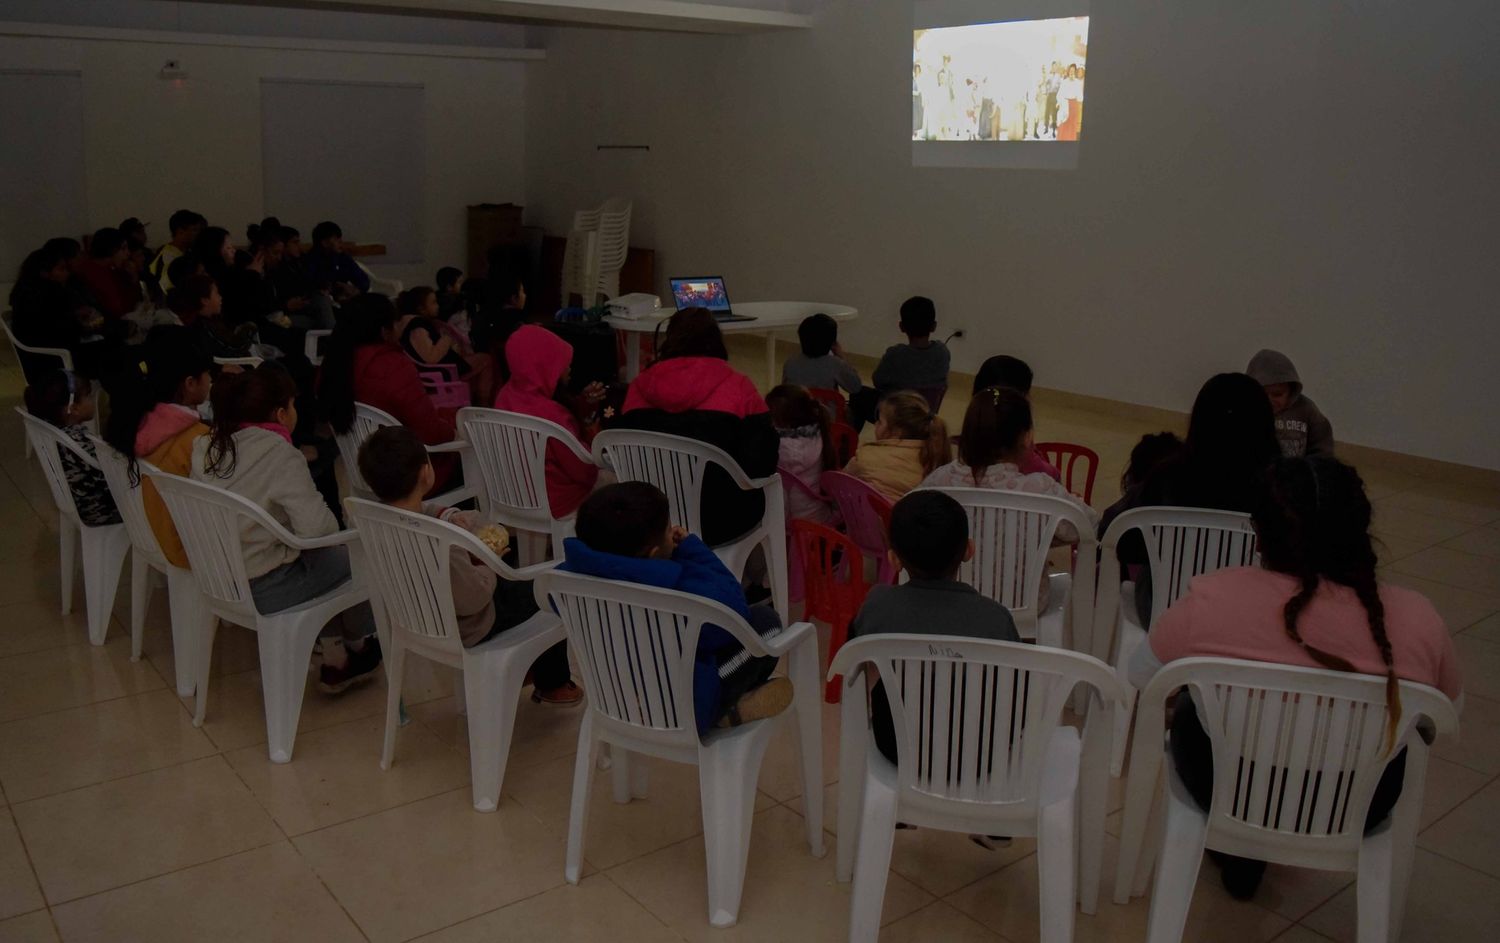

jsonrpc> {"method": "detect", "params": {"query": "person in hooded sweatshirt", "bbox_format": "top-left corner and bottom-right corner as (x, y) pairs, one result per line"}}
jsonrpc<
(1246, 349), (1335, 458)
(765, 384), (837, 525)
(614, 308), (779, 547)
(494, 325), (604, 519)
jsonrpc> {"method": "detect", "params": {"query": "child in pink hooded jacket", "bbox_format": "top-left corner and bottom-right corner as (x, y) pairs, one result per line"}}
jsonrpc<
(766, 384), (836, 525)
(494, 325), (601, 519)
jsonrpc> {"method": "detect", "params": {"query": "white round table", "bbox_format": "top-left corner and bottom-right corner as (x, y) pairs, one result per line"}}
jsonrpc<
(604, 302), (858, 386)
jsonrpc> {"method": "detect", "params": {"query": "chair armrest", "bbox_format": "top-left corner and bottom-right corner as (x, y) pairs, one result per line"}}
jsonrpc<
(755, 620), (817, 658)
(284, 528), (361, 551)
(425, 439), (471, 455)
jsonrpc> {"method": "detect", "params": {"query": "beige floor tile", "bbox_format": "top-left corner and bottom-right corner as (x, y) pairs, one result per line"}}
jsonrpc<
(10, 756), (281, 904)
(1434, 693), (1500, 775)
(1379, 491), (1500, 525)
(1377, 571), (1500, 633)
(410, 875), (681, 943)
(1417, 757), (1492, 830)
(0, 600), (93, 659)
(1418, 778), (1500, 879)
(407, 692), (583, 773)
(0, 911), (58, 943)
(1374, 534), (1427, 567)
(1273, 928), (1338, 942)
(143, 617), (264, 691)
(946, 834), (1290, 943)
(1451, 636), (1500, 701)
(226, 714), (469, 835)
(1254, 865), (1354, 923)
(607, 804), (931, 941)
(1370, 507), (1475, 546)
(1301, 848), (1500, 942)
(880, 901), (1012, 942)
(292, 787), (568, 943)
(0, 689), (214, 803)
(190, 665), (386, 754)
(49, 843), (363, 943)
(1389, 547), (1500, 597)
(1442, 526), (1500, 560)
(506, 751), (773, 872)
(0, 636), (164, 724)
(754, 699), (841, 803)
(1463, 612), (1500, 643)
(0, 810), (43, 921)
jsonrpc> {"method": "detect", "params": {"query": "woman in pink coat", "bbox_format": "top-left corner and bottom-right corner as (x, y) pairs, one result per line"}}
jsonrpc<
(494, 325), (600, 519)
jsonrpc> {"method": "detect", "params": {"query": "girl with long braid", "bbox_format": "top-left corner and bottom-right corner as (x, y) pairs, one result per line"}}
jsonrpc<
(1128, 456), (1461, 901)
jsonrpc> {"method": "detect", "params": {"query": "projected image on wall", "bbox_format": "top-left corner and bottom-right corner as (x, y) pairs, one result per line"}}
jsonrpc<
(913, 17), (1088, 142)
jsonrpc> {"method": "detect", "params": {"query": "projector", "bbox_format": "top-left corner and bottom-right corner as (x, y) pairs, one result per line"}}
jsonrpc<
(605, 293), (662, 319)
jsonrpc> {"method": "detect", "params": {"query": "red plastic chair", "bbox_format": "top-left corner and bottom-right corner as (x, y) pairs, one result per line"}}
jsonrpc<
(790, 520), (873, 703)
(1035, 441), (1099, 504)
(830, 422), (859, 467)
(779, 466), (833, 604)
(807, 388), (848, 424)
(821, 471), (896, 586)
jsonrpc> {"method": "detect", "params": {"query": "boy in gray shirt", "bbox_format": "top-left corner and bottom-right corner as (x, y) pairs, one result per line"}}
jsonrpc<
(782, 312), (862, 396)
(850, 490), (1019, 762)
(1246, 349), (1335, 458)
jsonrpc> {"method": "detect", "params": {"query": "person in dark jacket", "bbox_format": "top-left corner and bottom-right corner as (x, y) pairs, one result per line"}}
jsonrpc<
(8, 244), (123, 380)
(303, 221), (369, 300)
(612, 308), (778, 547)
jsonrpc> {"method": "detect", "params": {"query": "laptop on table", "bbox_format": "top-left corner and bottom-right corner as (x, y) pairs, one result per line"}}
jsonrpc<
(669, 276), (756, 323)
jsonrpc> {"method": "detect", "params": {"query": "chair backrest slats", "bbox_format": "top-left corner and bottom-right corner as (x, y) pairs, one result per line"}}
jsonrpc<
(334, 402), (403, 496)
(822, 471), (892, 566)
(16, 410), (87, 524)
(92, 437), (167, 564)
(593, 430), (735, 535)
(458, 408), (587, 531)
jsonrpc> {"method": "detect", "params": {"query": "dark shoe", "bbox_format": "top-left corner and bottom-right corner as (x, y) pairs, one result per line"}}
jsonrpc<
(531, 680), (584, 707)
(318, 637), (382, 694)
(1213, 851), (1267, 901)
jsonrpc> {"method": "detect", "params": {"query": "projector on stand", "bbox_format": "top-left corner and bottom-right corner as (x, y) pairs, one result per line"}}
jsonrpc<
(605, 293), (662, 320)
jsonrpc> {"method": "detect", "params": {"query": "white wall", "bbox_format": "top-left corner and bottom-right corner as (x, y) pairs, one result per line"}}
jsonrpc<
(525, 0), (1500, 470)
(0, 24), (528, 286)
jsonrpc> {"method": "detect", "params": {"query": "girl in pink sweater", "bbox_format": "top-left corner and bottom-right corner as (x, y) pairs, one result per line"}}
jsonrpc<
(1129, 456), (1461, 900)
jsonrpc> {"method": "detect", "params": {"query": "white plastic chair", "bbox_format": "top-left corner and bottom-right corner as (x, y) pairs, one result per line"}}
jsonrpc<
(592, 429), (789, 620)
(4, 311), (77, 459)
(303, 328), (331, 366)
(918, 487), (1097, 652)
(212, 355), (262, 368)
(1113, 657), (1458, 943)
(357, 262), (402, 298)
(456, 407), (594, 564)
(830, 634), (1128, 943)
(93, 444), (212, 696)
(17, 410), (130, 646)
(1095, 508), (1259, 766)
(148, 470), (368, 763)
(333, 401), (476, 505)
(535, 570), (825, 928)
(345, 498), (565, 812)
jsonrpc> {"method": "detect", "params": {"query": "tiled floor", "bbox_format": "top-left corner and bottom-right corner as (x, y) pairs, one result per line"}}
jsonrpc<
(1, 337), (1498, 942)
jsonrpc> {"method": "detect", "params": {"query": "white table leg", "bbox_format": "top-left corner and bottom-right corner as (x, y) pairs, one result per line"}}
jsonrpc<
(624, 332), (642, 381)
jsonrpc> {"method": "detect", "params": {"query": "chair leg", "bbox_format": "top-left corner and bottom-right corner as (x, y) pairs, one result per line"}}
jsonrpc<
(1144, 776), (1208, 943)
(1077, 713), (1111, 915)
(825, 616), (850, 704)
(835, 686), (868, 883)
(165, 570), (203, 698)
(1134, 775), (1165, 900)
(129, 556), (150, 661)
(460, 655), (525, 812)
(610, 749), (648, 802)
(699, 732), (775, 928)
(1356, 825), (1396, 943)
(192, 618), (220, 727)
(788, 642), (826, 856)
(453, 669), (468, 716)
(80, 528), (129, 646)
(256, 619), (321, 764)
(848, 772), (898, 943)
(766, 532), (790, 624)
(565, 716), (599, 884)
(379, 638), (406, 772)
(59, 518), (77, 615)
(1038, 790), (1079, 943)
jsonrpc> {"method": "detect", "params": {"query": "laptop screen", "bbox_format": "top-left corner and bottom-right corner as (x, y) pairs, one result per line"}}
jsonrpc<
(669, 277), (732, 313)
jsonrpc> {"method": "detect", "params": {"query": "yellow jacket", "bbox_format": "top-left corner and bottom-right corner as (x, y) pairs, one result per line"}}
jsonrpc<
(843, 439), (929, 503)
(136, 404), (207, 569)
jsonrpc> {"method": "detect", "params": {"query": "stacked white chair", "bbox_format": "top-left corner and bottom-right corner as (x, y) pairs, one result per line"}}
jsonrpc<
(535, 569), (825, 928)
(333, 401), (476, 505)
(592, 428), (790, 620)
(345, 498), (566, 812)
(560, 228), (600, 308)
(1095, 507), (1259, 764)
(149, 470), (368, 763)
(1114, 657), (1458, 943)
(919, 487), (1098, 652)
(569, 197), (631, 304)
(93, 445), (211, 696)
(456, 407), (595, 564)
(830, 634), (1128, 943)
(17, 410), (130, 646)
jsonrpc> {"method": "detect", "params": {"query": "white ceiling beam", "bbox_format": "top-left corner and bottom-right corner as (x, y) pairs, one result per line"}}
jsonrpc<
(236, 0), (814, 33)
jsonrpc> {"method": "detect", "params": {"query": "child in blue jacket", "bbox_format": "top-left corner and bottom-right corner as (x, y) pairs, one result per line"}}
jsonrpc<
(559, 482), (791, 734)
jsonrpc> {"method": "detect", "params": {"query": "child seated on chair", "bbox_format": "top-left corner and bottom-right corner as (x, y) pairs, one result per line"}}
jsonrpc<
(843, 390), (949, 502)
(559, 482), (791, 733)
(191, 362), (381, 695)
(922, 387), (1096, 543)
(972, 355), (1060, 481)
(434, 266), (468, 321)
(766, 384), (836, 526)
(782, 313), (862, 403)
(358, 425), (581, 705)
(850, 490), (1019, 763)
(24, 370), (120, 527)
(850, 296), (950, 429)
(397, 286), (494, 405)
